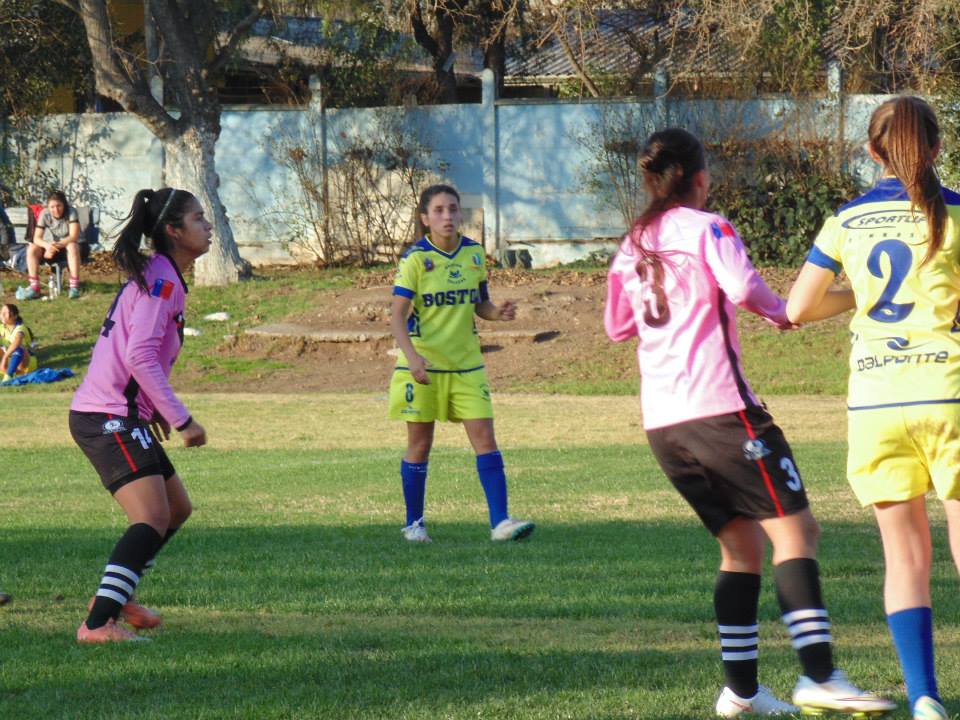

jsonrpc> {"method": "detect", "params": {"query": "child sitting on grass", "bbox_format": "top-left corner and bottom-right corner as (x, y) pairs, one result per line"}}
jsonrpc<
(1, 303), (37, 382)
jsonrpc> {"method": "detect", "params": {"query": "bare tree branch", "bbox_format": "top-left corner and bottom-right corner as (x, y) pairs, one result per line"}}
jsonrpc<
(210, 0), (268, 75)
(75, 0), (173, 138)
(51, 0), (81, 13)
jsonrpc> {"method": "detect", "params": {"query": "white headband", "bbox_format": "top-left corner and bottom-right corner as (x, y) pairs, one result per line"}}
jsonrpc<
(150, 189), (177, 234)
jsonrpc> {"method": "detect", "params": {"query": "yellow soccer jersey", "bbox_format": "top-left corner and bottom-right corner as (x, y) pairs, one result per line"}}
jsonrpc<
(393, 235), (488, 372)
(808, 177), (960, 409)
(2, 322), (32, 351)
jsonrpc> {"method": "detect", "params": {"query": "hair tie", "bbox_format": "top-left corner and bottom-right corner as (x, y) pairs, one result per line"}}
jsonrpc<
(150, 189), (177, 235)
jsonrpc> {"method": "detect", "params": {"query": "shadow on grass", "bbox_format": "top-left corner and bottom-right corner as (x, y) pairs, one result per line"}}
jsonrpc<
(0, 520), (932, 719)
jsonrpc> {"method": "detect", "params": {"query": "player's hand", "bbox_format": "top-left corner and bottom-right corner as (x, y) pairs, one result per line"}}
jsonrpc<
(180, 419), (207, 447)
(410, 354), (431, 385)
(150, 413), (171, 441)
(765, 316), (798, 331)
(499, 300), (517, 321)
(44, 245), (57, 259)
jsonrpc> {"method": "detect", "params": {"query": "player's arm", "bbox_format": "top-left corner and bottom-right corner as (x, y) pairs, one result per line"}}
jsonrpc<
(476, 300), (516, 321)
(34, 219), (57, 254)
(473, 279), (515, 321)
(604, 263), (638, 342)
(787, 262), (855, 323)
(124, 286), (197, 444)
(704, 224), (793, 329)
(62, 214), (80, 247)
(390, 293), (430, 384)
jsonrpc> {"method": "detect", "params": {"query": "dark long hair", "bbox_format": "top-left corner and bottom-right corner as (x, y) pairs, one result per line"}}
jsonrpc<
(629, 129), (706, 261)
(868, 96), (945, 266)
(2, 303), (21, 325)
(112, 188), (196, 290)
(415, 184), (460, 240)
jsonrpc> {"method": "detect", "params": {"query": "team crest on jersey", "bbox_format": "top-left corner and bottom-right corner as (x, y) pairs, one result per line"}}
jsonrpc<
(424, 258), (434, 272)
(175, 312), (185, 343)
(102, 419), (126, 434)
(472, 253), (483, 268)
(742, 438), (771, 462)
(447, 263), (465, 284)
(151, 278), (175, 299)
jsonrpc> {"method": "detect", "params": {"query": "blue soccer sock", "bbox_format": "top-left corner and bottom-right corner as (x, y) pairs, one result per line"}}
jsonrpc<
(888, 606), (939, 710)
(476, 451), (508, 528)
(6, 347), (24, 376)
(400, 460), (428, 527)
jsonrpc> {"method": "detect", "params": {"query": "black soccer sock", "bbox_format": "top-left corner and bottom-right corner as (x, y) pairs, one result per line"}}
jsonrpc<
(143, 526), (180, 575)
(715, 571), (762, 699)
(86, 523), (163, 630)
(774, 558), (834, 683)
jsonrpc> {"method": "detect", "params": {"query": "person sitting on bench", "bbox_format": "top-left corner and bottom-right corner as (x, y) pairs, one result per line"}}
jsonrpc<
(24, 190), (88, 299)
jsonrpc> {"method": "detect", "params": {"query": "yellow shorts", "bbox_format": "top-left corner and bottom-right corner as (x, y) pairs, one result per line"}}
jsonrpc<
(847, 403), (960, 506)
(389, 367), (493, 423)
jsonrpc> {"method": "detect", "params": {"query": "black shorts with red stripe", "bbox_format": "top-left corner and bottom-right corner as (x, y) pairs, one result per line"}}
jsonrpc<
(69, 411), (175, 494)
(646, 404), (809, 535)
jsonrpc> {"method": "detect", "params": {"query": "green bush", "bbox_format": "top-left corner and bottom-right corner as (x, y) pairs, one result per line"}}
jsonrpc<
(707, 140), (859, 266)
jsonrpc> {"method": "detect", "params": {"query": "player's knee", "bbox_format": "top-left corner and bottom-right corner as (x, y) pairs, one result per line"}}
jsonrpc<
(141, 509), (171, 535)
(170, 500), (192, 528)
(802, 513), (821, 544)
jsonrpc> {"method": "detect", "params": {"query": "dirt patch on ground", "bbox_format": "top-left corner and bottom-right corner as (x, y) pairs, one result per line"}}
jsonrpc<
(177, 266), (802, 394)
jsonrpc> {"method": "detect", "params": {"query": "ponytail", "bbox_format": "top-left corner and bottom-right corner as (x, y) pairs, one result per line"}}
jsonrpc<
(868, 96), (946, 266)
(112, 187), (196, 290)
(630, 128), (706, 260)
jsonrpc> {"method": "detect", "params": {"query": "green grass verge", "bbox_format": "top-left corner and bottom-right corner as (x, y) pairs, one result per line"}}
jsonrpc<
(1, 395), (957, 718)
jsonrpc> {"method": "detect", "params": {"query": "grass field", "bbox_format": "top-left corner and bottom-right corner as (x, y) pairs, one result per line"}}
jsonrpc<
(3, 393), (960, 719)
(0, 267), (854, 395)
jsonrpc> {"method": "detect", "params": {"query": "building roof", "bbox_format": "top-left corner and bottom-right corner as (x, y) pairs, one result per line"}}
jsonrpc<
(505, 10), (741, 83)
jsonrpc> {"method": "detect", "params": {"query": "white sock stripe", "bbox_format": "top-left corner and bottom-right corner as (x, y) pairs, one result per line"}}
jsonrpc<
(100, 576), (135, 596)
(95, 588), (128, 604)
(717, 624), (759, 634)
(791, 632), (832, 649)
(104, 564), (140, 584)
(781, 608), (828, 624)
(721, 650), (759, 661)
(788, 620), (831, 635)
(720, 637), (758, 648)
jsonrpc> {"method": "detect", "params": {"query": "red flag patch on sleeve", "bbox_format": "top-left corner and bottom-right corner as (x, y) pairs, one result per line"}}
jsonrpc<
(151, 279), (174, 299)
(710, 221), (738, 240)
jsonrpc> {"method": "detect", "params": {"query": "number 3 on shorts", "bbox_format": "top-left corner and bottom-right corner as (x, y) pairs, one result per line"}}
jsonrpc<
(405, 383), (414, 402)
(780, 457), (803, 492)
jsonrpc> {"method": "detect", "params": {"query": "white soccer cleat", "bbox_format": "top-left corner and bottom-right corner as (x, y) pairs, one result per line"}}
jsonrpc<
(401, 519), (432, 543)
(490, 517), (535, 541)
(792, 669), (895, 716)
(913, 696), (948, 720)
(716, 685), (798, 717)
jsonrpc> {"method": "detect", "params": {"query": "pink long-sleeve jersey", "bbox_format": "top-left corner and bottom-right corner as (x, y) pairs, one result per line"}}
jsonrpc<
(71, 253), (191, 429)
(605, 206), (788, 430)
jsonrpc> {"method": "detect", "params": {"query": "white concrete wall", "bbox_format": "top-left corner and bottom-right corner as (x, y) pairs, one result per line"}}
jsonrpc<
(2, 88), (890, 267)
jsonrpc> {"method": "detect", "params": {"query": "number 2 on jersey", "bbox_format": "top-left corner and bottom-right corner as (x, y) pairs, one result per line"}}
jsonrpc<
(866, 239), (915, 323)
(636, 256), (671, 327)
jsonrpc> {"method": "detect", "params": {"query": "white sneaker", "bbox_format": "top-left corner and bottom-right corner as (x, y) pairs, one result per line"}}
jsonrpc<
(716, 685), (798, 717)
(914, 696), (948, 720)
(490, 517), (535, 541)
(792, 669), (896, 715)
(401, 519), (431, 543)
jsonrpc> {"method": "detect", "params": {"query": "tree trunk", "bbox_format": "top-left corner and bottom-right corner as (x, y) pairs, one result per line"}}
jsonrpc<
(162, 125), (247, 286)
